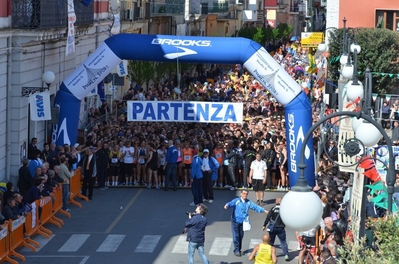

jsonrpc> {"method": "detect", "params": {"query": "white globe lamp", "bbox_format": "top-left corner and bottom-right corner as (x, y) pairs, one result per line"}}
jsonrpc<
(355, 122), (381, 147)
(346, 80), (364, 101)
(352, 117), (364, 131)
(318, 42), (327, 52)
(341, 63), (354, 79)
(42, 71), (55, 87)
(340, 54), (348, 66)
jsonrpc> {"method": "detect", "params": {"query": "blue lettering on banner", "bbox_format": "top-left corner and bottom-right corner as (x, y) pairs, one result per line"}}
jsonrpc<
(158, 103), (169, 119)
(36, 95), (45, 118)
(196, 104), (208, 121)
(184, 103), (195, 121)
(128, 101), (243, 123)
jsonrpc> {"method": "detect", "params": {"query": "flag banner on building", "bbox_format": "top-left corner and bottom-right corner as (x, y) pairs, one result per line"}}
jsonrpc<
(29, 91), (52, 121)
(116, 60), (128, 77)
(111, 13), (121, 35)
(127, 101), (243, 123)
(66, 0), (76, 56)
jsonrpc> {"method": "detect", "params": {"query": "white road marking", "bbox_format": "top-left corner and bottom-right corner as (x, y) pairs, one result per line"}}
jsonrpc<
(96, 234), (126, 252)
(134, 235), (161, 253)
(209, 237), (233, 256)
(171, 235), (188, 254)
(21, 234), (55, 252)
(58, 234), (90, 252)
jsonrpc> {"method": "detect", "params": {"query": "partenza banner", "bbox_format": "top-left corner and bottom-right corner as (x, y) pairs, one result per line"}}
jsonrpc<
(127, 101), (243, 123)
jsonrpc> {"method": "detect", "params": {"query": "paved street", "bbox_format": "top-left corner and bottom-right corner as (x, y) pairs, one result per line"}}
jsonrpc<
(16, 187), (300, 264)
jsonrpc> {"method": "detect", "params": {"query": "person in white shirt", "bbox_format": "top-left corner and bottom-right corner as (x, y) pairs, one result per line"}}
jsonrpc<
(121, 141), (135, 186)
(248, 153), (267, 206)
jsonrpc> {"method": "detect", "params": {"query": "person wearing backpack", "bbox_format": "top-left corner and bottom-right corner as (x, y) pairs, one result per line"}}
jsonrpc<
(262, 197), (290, 261)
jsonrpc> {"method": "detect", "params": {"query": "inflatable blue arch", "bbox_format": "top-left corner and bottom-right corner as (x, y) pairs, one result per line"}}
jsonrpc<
(52, 34), (314, 187)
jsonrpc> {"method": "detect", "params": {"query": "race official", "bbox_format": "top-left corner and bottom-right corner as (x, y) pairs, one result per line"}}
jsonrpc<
(184, 204), (209, 264)
(248, 153), (267, 206)
(224, 189), (268, 257)
(164, 140), (178, 191)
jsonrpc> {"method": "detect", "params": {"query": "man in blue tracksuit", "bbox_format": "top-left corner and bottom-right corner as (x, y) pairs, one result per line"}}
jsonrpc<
(190, 149), (204, 206)
(164, 140), (178, 191)
(224, 189), (268, 257)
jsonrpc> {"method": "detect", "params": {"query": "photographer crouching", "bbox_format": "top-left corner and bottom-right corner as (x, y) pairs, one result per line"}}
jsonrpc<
(183, 204), (210, 264)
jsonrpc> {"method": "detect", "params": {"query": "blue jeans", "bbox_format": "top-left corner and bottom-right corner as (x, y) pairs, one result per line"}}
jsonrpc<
(192, 177), (203, 205)
(188, 241), (209, 264)
(165, 163), (177, 191)
(231, 221), (244, 253)
(269, 227), (289, 255)
(62, 183), (70, 210)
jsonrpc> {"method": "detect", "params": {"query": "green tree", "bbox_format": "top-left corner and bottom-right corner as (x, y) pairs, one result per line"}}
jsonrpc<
(237, 24), (293, 46)
(327, 28), (399, 94)
(339, 215), (399, 264)
(127, 61), (155, 89)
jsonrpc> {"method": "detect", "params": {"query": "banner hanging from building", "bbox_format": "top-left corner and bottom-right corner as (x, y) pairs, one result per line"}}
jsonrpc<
(127, 101), (243, 123)
(29, 91), (52, 121)
(66, 0), (76, 56)
(111, 13), (121, 35)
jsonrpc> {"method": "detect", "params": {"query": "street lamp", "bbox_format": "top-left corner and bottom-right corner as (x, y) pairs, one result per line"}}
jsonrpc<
(280, 38), (398, 235)
(21, 71), (55, 96)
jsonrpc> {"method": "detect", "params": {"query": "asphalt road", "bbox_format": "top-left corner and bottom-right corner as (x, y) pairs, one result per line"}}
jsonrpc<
(16, 187), (300, 264)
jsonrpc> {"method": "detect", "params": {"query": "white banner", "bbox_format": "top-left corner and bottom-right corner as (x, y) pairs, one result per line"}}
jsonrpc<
(350, 168), (364, 244)
(29, 91), (52, 121)
(66, 0), (76, 56)
(243, 47), (302, 106)
(116, 60), (128, 77)
(127, 101), (243, 123)
(111, 13), (121, 34)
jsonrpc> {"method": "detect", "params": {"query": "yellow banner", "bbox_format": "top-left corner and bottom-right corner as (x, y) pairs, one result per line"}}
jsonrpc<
(301, 32), (324, 47)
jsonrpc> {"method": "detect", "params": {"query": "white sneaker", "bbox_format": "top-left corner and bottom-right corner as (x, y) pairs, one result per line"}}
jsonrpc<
(203, 199), (208, 202)
(189, 202), (196, 206)
(218, 183), (223, 187)
(230, 186), (236, 191)
(224, 185), (231, 188)
(208, 200), (213, 203)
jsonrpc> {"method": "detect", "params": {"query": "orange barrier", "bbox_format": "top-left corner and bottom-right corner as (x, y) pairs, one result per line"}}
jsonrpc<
(24, 200), (50, 243)
(53, 184), (71, 219)
(0, 222), (17, 264)
(39, 196), (61, 230)
(8, 217), (36, 262)
(69, 168), (88, 208)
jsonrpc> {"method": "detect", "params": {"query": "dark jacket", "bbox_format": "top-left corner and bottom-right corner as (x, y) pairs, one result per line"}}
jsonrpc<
(79, 154), (97, 178)
(242, 147), (256, 166)
(96, 148), (110, 168)
(18, 165), (33, 195)
(185, 214), (207, 243)
(263, 205), (285, 229)
(24, 186), (42, 205)
(226, 148), (239, 164)
(333, 218), (348, 238)
(2, 204), (19, 220)
(261, 148), (276, 169)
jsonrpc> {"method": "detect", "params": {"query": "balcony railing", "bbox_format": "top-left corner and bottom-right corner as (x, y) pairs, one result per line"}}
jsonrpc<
(12, 0), (94, 29)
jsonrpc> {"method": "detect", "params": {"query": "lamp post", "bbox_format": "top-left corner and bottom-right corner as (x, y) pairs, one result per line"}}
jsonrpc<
(21, 71), (55, 96)
(281, 28), (399, 238)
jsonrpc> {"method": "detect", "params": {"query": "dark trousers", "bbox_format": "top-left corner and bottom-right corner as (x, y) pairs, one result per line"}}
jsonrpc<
(269, 227), (289, 255)
(243, 163), (251, 187)
(266, 169), (272, 188)
(231, 221), (244, 253)
(165, 163), (177, 191)
(191, 177), (203, 205)
(227, 164), (237, 186)
(82, 170), (95, 199)
(202, 171), (213, 200)
(97, 167), (107, 188)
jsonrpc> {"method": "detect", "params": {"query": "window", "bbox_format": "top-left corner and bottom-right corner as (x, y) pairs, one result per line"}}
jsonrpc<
(375, 10), (399, 31)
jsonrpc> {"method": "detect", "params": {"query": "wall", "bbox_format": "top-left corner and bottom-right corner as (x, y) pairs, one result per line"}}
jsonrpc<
(339, 0), (399, 28)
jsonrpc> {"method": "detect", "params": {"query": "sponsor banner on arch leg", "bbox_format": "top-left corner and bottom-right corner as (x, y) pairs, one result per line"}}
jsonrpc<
(127, 101), (243, 123)
(243, 47), (302, 106)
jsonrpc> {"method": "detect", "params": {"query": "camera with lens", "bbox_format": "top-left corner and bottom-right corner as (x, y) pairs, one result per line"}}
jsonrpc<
(186, 211), (196, 216)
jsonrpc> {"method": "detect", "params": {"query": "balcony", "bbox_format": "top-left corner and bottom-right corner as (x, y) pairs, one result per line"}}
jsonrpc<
(12, 0), (94, 29)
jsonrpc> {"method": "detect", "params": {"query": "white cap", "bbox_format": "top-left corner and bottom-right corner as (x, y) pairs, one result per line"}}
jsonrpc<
(203, 149), (210, 153)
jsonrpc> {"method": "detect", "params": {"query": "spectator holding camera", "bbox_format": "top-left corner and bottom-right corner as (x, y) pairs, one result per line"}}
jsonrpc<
(184, 204), (209, 264)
